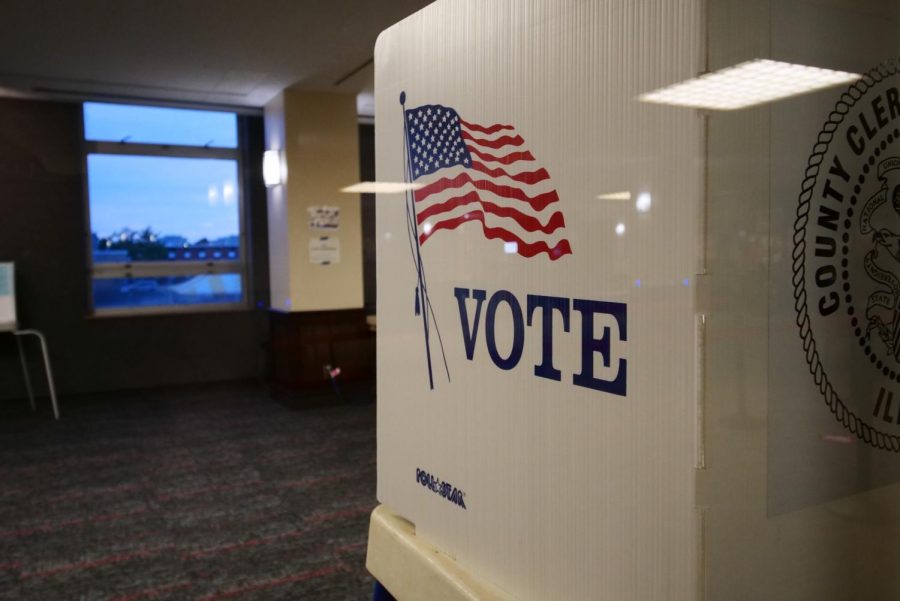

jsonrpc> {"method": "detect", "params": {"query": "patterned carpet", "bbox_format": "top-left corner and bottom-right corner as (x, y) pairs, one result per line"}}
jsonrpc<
(0, 384), (377, 600)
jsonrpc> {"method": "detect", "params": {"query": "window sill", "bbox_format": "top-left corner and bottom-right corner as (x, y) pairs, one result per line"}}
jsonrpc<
(87, 302), (257, 319)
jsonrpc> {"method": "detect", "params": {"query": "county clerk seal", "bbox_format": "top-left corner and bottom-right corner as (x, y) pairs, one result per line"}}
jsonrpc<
(794, 58), (900, 452)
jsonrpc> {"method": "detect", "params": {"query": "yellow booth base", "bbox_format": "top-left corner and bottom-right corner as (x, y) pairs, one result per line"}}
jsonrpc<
(366, 505), (515, 601)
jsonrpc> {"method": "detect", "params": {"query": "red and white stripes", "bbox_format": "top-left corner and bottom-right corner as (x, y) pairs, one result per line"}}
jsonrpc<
(414, 119), (572, 260)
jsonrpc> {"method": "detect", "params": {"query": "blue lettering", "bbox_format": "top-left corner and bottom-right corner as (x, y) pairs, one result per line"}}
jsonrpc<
(485, 290), (525, 370)
(527, 294), (570, 381)
(453, 287), (628, 396)
(572, 299), (627, 396)
(454, 287), (487, 360)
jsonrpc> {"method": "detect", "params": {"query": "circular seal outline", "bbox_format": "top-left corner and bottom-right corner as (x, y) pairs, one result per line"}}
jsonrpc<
(793, 58), (900, 452)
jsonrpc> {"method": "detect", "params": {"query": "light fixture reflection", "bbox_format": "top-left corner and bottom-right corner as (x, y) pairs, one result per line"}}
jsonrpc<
(222, 181), (235, 205)
(341, 181), (424, 194)
(597, 191), (631, 201)
(504, 241), (518, 254)
(639, 59), (861, 111)
(635, 192), (652, 213)
(615, 223), (626, 236)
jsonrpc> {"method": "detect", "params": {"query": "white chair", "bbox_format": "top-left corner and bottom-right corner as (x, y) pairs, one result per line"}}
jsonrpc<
(1, 262), (59, 420)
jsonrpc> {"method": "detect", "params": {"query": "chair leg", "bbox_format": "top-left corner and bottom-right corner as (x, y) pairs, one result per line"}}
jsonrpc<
(14, 329), (60, 420)
(15, 334), (36, 411)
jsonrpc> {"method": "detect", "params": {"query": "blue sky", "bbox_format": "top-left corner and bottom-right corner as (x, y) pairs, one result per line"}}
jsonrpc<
(84, 102), (240, 243)
(88, 154), (240, 242)
(84, 102), (237, 148)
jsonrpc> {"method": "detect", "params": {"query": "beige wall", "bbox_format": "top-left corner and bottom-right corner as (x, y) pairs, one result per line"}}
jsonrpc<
(265, 89), (363, 312)
(264, 92), (291, 311)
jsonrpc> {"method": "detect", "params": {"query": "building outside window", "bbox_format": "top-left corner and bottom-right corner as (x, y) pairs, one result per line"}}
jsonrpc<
(83, 102), (246, 314)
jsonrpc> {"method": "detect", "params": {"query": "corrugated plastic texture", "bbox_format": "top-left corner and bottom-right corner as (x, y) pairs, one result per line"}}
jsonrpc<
(375, 1), (703, 599)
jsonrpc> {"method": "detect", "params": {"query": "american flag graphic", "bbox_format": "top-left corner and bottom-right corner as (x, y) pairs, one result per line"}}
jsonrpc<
(403, 104), (572, 260)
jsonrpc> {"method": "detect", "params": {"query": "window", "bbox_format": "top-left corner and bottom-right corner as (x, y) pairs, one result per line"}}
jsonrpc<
(83, 102), (246, 314)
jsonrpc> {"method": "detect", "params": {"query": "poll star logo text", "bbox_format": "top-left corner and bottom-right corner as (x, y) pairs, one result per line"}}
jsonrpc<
(416, 468), (467, 510)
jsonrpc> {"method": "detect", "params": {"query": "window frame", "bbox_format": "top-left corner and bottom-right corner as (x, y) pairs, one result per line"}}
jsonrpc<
(81, 104), (249, 317)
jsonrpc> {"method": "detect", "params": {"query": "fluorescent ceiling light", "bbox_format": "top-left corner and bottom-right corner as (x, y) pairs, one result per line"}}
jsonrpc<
(341, 181), (423, 194)
(596, 191), (632, 201)
(639, 59), (861, 111)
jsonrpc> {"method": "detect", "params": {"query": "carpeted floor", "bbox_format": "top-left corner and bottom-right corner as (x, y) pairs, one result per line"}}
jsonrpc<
(0, 384), (377, 600)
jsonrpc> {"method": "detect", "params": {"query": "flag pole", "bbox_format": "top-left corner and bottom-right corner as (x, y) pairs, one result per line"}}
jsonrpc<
(400, 91), (435, 390)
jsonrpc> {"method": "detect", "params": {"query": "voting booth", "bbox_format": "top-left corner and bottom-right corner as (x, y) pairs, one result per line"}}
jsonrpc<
(0, 263), (15, 332)
(0, 262), (60, 419)
(368, 1), (900, 599)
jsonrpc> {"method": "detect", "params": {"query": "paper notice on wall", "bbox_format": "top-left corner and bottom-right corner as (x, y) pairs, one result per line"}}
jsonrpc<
(309, 237), (340, 265)
(0, 262), (16, 332)
(308, 206), (340, 230)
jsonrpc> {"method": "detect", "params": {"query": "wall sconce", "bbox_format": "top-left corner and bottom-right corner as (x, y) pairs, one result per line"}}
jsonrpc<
(263, 150), (283, 187)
